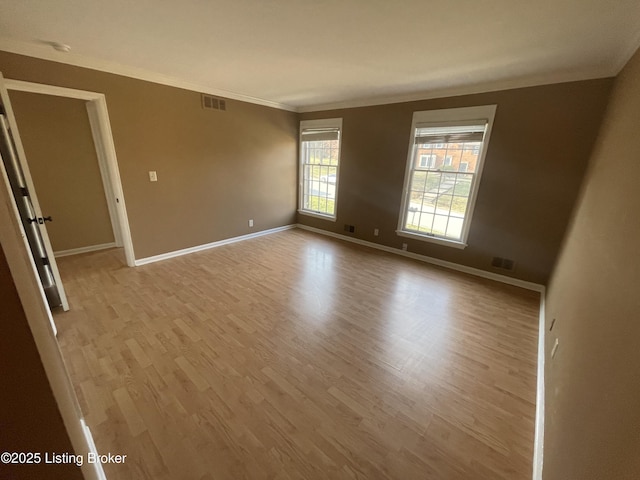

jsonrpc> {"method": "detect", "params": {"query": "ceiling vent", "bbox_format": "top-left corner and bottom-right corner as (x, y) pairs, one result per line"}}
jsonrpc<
(201, 94), (226, 111)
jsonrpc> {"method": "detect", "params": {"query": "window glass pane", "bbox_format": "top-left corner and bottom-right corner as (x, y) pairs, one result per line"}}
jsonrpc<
(300, 124), (340, 218)
(417, 153), (437, 169)
(451, 196), (468, 218)
(436, 194), (453, 211)
(453, 174), (472, 196)
(425, 171), (442, 192)
(446, 217), (464, 239)
(406, 208), (434, 233)
(431, 214), (449, 237)
(400, 106), (494, 244)
(410, 170), (426, 191)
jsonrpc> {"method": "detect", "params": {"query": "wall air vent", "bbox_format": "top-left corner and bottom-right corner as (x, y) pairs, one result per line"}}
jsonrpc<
(491, 256), (516, 271)
(201, 94), (227, 111)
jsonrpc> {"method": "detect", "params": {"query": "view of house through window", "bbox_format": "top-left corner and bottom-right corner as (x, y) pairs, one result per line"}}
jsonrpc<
(399, 106), (496, 246)
(299, 118), (342, 219)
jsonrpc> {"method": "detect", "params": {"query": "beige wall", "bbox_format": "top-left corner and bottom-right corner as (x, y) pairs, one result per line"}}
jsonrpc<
(300, 80), (613, 285)
(0, 51), (298, 260)
(543, 47), (640, 479)
(1, 42), (638, 480)
(9, 91), (115, 252)
(0, 51), (611, 281)
(0, 244), (83, 479)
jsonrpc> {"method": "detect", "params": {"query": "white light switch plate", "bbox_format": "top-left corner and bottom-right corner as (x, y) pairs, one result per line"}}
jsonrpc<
(149, 171), (157, 182)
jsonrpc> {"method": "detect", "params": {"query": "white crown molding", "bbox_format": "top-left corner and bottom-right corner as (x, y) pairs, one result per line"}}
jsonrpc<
(0, 37), (297, 112)
(297, 69), (613, 113)
(3, 36), (634, 116)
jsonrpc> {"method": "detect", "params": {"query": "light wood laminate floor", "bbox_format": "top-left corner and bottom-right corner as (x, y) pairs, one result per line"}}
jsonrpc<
(54, 229), (539, 480)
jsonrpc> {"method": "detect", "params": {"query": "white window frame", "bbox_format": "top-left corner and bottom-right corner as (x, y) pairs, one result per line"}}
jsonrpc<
(397, 105), (497, 249)
(444, 155), (453, 167)
(298, 118), (342, 221)
(418, 154), (437, 168)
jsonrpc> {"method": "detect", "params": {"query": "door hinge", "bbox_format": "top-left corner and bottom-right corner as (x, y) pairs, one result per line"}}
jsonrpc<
(20, 187), (29, 196)
(42, 257), (50, 266)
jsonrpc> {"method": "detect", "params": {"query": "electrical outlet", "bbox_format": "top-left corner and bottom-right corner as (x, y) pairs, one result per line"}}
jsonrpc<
(402, 243), (408, 251)
(374, 228), (379, 236)
(149, 171), (157, 182)
(248, 219), (254, 227)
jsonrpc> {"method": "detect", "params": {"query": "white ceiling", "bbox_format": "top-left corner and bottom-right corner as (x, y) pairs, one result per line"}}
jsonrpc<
(1, 0), (640, 112)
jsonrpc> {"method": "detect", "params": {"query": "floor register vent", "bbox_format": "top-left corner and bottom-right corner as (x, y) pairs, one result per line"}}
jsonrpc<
(491, 256), (515, 271)
(201, 94), (227, 111)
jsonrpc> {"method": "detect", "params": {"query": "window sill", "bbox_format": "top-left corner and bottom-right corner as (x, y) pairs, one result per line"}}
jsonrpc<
(396, 230), (467, 249)
(298, 210), (337, 222)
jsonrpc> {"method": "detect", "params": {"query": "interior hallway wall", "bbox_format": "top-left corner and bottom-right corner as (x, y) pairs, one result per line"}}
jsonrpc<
(10, 90), (115, 253)
(543, 46), (640, 479)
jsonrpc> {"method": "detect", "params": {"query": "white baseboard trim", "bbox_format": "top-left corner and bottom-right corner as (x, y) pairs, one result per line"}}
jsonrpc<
(54, 242), (117, 258)
(296, 224), (545, 292)
(533, 291), (546, 480)
(134, 224), (296, 266)
(81, 419), (107, 480)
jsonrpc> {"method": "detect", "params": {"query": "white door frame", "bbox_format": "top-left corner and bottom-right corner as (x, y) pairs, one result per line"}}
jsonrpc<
(0, 75), (105, 480)
(4, 79), (135, 267)
(1, 80), (69, 311)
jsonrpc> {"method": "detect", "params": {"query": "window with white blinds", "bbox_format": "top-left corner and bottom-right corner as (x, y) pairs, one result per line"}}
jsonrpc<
(398, 105), (497, 248)
(299, 118), (342, 220)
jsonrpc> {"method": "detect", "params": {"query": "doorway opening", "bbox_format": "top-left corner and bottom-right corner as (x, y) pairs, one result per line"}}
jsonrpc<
(0, 73), (134, 480)
(4, 79), (135, 312)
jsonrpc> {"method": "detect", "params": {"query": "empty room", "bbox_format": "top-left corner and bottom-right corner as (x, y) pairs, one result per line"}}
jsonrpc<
(1, 1), (639, 480)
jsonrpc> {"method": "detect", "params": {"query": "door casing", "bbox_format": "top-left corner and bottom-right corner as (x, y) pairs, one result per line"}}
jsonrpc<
(4, 78), (136, 267)
(0, 72), (107, 480)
